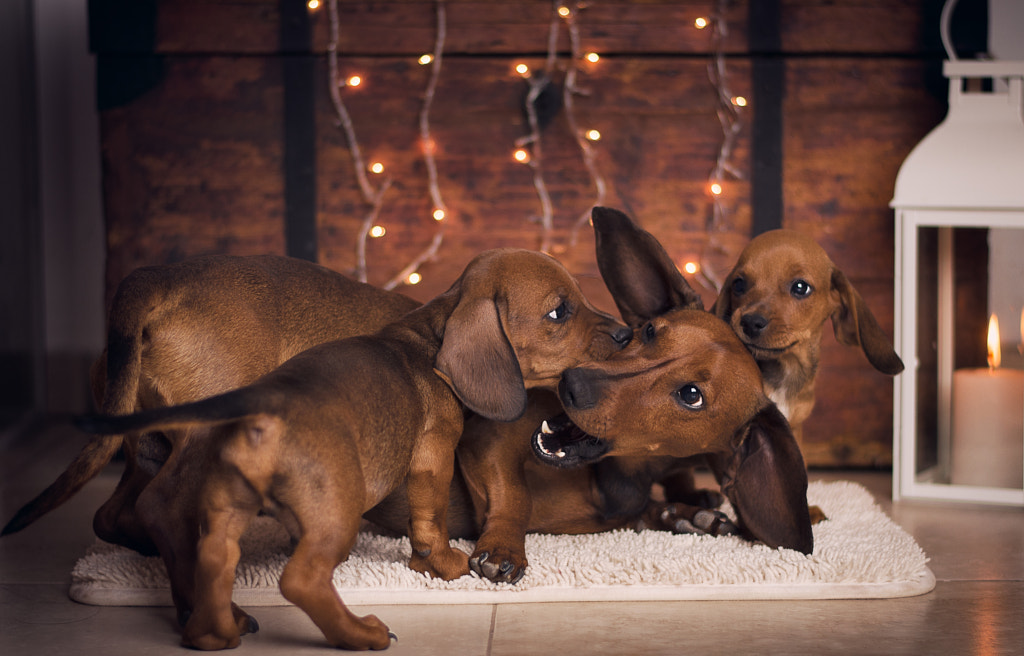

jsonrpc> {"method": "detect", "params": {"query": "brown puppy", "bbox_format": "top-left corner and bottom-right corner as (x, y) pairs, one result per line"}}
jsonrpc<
(368, 207), (815, 580)
(70, 249), (629, 651)
(712, 230), (904, 448)
(2, 255), (421, 554)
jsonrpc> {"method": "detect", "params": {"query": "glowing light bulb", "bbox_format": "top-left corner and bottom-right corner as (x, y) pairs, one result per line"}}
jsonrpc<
(585, 52), (600, 63)
(585, 129), (601, 141)
(710, 182), (723, 196)
(732, 96), (748, 107)
(407, 272), (422, 285)
(513, 149), (531, 164)
(557, 6), (571, 18)
(683, 261), (699, 275)
(515, 63), (530, 77)
(432, 209), (446, 222)
(418, 54), (433, 65)
(369, 162), (384, 174)
(346, 75), (362, 87)
(694, 17), (708, 29)
(369, 225), (386, 238)
(307, 0), (320, 10)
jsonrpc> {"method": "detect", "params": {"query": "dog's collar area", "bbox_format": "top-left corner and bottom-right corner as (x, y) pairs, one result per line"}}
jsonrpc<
(531, 413), (610, 468)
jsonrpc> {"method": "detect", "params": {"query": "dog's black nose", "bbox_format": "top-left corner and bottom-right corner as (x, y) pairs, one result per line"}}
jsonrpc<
(559, 368), (600, 410)
(610, 326), (632, 347)
(740, 313), (768, 338)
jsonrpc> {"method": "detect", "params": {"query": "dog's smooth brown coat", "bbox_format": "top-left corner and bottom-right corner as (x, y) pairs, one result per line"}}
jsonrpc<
(2, 255), (421, 553)
(712, 230), (904, 448)
(369, 208), (816, 577)
(66, 249), (629, 650)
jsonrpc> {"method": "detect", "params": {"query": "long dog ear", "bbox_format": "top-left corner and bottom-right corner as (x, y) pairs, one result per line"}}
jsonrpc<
(591, 206), (703, 325)
(435, 296), (527, 422)
(711, 270), (738, 322)
(830, 269), (905, 375)
(712, 403), (814, 555)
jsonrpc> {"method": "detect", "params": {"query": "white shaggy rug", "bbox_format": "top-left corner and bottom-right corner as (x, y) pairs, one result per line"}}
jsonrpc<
(69, 481), (934, 606)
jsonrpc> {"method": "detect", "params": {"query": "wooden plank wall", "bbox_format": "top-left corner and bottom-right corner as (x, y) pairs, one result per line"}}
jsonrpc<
(92, 0), (949, 467)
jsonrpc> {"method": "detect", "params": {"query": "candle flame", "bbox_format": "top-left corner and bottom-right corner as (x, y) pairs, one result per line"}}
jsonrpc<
(987, 314), (1001, 370)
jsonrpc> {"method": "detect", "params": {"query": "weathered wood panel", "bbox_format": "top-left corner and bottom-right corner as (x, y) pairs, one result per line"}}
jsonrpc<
(99, 57), (287, 307)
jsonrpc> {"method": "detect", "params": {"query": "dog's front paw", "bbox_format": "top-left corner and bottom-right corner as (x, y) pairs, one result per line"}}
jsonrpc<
(643, 502), (739, 537)
(469, 547), (528, 584)
(409, 545), (471, 581)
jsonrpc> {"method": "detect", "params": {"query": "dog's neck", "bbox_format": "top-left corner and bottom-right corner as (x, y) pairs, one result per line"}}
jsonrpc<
(755, 343), (820, 423)
(378, 293), (457, 357)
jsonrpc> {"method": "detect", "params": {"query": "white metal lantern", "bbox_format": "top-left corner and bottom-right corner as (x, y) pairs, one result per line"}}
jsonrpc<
(890, 60), (1024, 505)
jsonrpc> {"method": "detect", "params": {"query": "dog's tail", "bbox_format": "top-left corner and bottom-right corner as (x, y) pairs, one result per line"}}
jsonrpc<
(2, 271), (161, 537)
(73, 387), (268, 437)
(4, 270), (200, 538)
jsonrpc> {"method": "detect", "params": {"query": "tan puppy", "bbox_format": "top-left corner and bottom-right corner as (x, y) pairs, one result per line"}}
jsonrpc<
(712, 230), (904, 449)
(70, 249), (629, 651)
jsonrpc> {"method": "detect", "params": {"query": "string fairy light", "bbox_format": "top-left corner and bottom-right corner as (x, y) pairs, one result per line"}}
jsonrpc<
(513, 1), (608, 253)
(513, 5), (561, 253)
(696, 0), (745, 293)
(326, 0), (449, 289)
(383, 0), (448, 290)
(326, 0), (393, 284)
(561, 1), (609, 248)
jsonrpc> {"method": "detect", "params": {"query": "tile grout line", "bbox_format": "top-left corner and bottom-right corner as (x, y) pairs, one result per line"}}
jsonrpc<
(486, 604), (497, 656)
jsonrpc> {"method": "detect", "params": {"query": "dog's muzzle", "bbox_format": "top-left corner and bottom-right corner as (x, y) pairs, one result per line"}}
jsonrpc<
(531, 413), (610, 468)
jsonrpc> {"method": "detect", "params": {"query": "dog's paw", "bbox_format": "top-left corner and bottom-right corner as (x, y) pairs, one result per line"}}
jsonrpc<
(326, 613), (394, 651)
(469, 547), (528, 584)
(231, 602), (259, 636)
(643, 502), (739, 537)
(409, 546), (471, 581)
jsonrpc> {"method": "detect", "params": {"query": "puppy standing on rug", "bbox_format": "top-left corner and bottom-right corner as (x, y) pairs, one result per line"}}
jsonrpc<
(73, 249), (629, 651)
(712, 230), (904, 450)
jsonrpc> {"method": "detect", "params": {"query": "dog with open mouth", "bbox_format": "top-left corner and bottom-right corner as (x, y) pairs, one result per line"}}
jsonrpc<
(366, 208), (816, 582)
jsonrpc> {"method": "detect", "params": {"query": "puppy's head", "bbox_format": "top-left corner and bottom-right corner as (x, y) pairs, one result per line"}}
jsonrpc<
(435, 249), (631, 422)
(713, 230), (904, 375)
(535, 309), (768, 463)
(531, 308), (813, 553)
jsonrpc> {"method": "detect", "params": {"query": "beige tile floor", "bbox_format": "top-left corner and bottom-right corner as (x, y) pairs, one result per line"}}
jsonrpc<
(1, 418), (1022, 655)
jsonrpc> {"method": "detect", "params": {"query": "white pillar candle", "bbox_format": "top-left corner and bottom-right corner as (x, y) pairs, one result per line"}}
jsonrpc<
(951, 367), (1024, 488)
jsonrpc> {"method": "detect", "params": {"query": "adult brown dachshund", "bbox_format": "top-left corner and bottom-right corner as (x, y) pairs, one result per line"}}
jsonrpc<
(368, 207), (815, 582)
(68, 248), (629, 651)
(712, 229), (904, 449)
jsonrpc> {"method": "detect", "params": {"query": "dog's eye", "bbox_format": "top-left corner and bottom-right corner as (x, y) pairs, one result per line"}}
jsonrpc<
(790, 279), (813, 298)
(641, 322), (656, 344)
(546, 301), (570, 323)
(675, 384), (704, 410)
(731, 277), (747, 296)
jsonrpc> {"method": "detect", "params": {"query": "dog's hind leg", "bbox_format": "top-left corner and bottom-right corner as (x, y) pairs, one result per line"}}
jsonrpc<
(181, 491), (258, 651)
(278, 508), (393, 650)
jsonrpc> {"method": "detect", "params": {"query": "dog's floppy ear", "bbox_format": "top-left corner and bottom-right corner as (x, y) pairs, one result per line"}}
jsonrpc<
(829, 269), (905, 375)
(711, 270), (738, 322)
(435, 295), (527, 422)
(712, 403), (814, 555)
(592, 206), (703, 325)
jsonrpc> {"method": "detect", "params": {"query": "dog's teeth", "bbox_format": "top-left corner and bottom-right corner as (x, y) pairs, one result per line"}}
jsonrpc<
(555, 450), (566, 458)
(541, 421), (553, 435)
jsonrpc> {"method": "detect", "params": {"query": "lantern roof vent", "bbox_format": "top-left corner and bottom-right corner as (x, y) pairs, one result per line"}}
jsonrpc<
(892, 61), (1024, 212)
